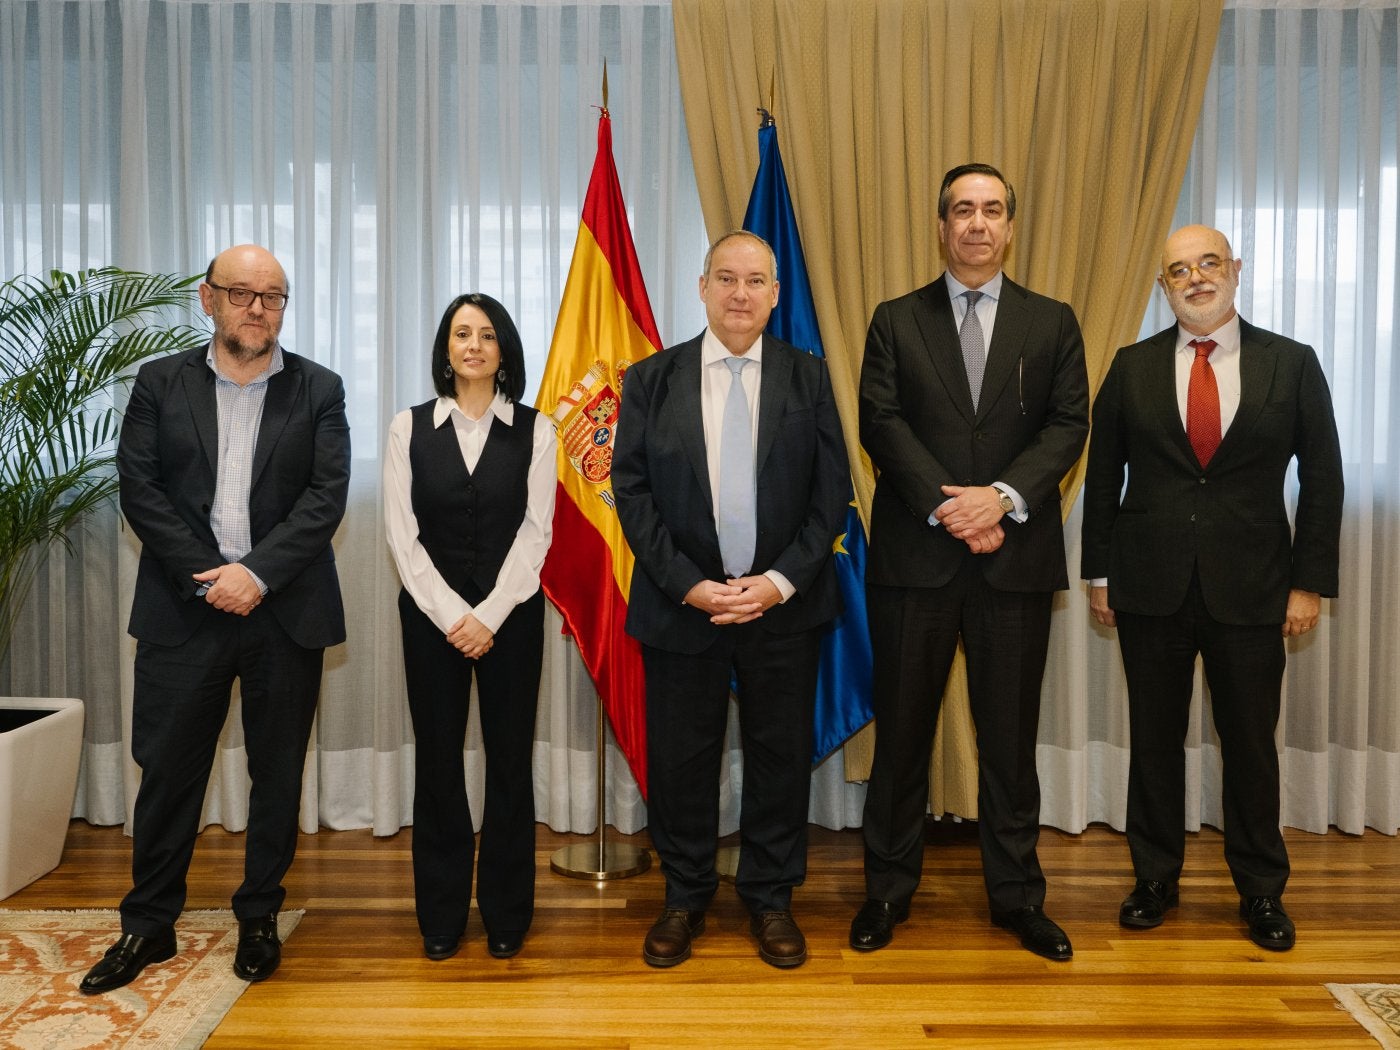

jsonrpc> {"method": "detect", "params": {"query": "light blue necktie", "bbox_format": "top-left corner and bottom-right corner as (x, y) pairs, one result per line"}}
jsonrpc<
(961, 289), (986, 409)
(718, 356), (756, 578)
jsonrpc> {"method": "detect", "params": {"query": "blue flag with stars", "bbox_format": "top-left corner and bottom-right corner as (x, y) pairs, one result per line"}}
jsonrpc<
(742, 114), (874, 763)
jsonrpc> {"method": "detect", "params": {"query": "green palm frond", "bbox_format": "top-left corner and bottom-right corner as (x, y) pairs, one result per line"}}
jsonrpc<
(0, 267), (208, 657)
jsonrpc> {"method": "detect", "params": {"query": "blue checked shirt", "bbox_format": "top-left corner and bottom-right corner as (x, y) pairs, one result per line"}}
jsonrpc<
(207, 345), (284, 594)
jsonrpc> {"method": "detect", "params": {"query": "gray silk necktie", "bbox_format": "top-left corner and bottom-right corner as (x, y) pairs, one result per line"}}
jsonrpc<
(718, 356), (756, 578)
(961, 289), (986, 409)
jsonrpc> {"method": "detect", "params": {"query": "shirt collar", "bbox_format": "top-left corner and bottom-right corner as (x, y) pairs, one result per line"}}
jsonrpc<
(702, 327), (764, 368)
(205, 343), (285, 384)
(945, 270), (1004, 303)
(432, 391), (516, 428)
(1175, 313), (1241, 356)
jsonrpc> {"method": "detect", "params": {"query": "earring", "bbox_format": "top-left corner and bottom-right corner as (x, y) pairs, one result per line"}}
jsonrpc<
(497, 368), (507, 383)
(443, 364), (453, 379)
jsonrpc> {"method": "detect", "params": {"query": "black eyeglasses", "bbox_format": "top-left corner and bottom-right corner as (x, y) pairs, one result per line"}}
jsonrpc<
(206, 281), (289, 311)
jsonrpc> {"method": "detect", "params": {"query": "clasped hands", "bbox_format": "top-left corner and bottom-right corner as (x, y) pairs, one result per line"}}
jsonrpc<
(935, 484), (1006, 554)
(684, 575), (781, 625)
(194, 563), (263, 616)
(446, 613), (494, 659)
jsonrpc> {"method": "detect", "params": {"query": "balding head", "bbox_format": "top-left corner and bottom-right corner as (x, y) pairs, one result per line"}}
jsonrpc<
(199, 244), (289, 364)
(1158, 225), (1241, 337)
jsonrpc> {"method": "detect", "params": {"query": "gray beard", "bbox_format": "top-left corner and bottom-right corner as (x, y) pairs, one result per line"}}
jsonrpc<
(222, 333), (277, 361)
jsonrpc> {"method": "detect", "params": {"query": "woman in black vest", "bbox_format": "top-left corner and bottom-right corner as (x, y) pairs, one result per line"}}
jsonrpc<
(384, 292), (556, 961)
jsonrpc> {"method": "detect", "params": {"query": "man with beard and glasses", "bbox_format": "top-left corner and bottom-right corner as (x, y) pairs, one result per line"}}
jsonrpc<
(81, 245), (350, 994)
(1081, 224), (1343, 951)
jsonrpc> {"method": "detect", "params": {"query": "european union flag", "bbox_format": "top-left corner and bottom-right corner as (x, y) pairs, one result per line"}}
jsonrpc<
(742, 113), (874, 764)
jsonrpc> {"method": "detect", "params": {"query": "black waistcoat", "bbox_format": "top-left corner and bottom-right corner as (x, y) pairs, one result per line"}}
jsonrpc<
(408, 400), (536, 604)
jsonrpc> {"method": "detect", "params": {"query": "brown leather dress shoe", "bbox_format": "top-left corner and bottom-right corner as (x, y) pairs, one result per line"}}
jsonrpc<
(79, 930), (178, 995)
(232, 914), (282, 982)
(750, 911), (806, 969)
(642, 909), (705, 968)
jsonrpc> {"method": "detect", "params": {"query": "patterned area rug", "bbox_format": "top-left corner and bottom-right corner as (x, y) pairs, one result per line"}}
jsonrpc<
(0, 909), (302, 1050)
(1328, 984), (1400, 1049)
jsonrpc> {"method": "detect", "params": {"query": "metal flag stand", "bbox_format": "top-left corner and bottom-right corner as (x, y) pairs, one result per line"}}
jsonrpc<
(550, 694), (651, 880)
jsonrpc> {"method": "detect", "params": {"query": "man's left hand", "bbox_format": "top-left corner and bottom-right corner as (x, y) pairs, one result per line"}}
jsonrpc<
(936, 484), (1005, 538)
(713, 575), (781, 625)
(193, 563), (263, 616)
(1283, 589), (1322, 637)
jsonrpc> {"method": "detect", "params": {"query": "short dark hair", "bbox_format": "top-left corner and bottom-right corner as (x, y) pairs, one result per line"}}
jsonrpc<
(430, 292), (527, 403)
(937, 163), (1016, 221)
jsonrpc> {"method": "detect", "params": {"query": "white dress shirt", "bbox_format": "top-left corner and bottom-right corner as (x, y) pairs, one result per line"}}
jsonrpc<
(699, 328), (794, 600)
(384, 393), (557, 635)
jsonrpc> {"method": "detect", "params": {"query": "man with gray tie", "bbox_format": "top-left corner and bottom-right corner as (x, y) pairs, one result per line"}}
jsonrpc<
(612, 231), (848, 970)
(853, 164), (1089, 961)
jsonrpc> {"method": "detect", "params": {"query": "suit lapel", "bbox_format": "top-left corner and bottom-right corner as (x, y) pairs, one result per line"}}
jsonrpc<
(663, 338), (712, 506)
(756, 335), (793, 477)
(1217, 320), (1275, 464)
(252, 351), (301, 488)
(1144, 329), (1197, 464)
(909, 277), (976, 424)
(180, 347), (219, 478)
(979, 279), (1028, 418)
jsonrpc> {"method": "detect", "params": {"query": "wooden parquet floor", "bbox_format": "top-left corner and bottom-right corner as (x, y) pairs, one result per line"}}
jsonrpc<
(5, 818), (1396, 1048)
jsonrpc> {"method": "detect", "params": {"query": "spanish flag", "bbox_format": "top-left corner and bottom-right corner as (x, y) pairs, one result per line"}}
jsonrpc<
(536, 106), (661, 796)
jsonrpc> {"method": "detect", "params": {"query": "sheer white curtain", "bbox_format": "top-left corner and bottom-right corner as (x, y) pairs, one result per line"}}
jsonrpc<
(1042, 0), (1400, 836)
(0, 0), (864, 837)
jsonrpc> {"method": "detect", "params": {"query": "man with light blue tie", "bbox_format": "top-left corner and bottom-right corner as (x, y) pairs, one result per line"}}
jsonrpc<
(613, 231), (849, 970)
(855, 164), (1089, 961)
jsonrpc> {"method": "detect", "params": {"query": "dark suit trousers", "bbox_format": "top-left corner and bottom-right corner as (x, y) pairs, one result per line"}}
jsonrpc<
(1116, 574), (1289, 897)
(121, 608), (323, 937)
(643, 623), (820, 915)
(399, 589), (543, 939)
(862, 561), (1052, 913)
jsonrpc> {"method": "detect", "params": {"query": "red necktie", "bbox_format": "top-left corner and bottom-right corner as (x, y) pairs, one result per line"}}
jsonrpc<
(1186, 338), (1220, 467)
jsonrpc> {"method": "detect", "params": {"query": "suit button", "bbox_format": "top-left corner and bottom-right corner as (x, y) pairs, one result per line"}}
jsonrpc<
(1190, 513), (1196, 522)
(1198, 477), (1207, 484)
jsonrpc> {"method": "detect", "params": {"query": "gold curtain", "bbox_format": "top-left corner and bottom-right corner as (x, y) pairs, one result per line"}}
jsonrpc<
(673, 0), (1221, 814)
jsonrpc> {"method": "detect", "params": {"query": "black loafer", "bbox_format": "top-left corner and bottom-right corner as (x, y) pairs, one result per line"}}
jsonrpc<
(1119, 880), (1179, 929)
(423, 935), (461, 960)
(849, 898), (909, 952)
(487, 931), (525, 959)
(233, 914), (282, 981)
(992, 905), (1073, 961)
(1240, 896), (1295, 951)
(79, 930), (178, 995)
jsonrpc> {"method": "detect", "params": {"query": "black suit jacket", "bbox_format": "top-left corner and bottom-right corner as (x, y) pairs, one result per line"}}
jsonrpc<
(1081, 319), (1343, 625)
(117, 344), (351, 649)
(612, 332), (850, 655)
(860, 274), (1090, 591)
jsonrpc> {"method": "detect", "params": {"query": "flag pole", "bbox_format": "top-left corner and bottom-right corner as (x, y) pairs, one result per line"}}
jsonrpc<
(550, 692), (651, 880)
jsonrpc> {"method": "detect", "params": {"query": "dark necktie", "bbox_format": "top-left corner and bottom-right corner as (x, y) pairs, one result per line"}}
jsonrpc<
(1186, 338), (1221, 467)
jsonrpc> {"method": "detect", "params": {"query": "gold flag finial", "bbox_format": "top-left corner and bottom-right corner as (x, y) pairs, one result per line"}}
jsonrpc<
(602, 61), (609, 114)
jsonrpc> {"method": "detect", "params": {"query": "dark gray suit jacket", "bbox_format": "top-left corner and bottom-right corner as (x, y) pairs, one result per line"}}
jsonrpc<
(612, 332), (849, 655)
(1081, 319), (1343, 625)
(116, 344), (351, 649)
(860, 274), (1090, 592)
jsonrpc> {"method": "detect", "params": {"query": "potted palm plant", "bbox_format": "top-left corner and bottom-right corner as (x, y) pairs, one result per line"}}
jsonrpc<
(0, 266), (206, 898)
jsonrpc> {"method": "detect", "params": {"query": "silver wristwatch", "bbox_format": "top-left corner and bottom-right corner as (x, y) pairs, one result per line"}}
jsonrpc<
(997, 491), (1015, 514)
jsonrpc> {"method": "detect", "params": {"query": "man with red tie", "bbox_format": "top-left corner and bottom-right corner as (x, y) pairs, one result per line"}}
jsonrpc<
(1081, 224), (1343, 951)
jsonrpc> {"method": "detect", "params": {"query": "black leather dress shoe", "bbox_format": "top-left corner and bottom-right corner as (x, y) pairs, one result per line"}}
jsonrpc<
(992, 905), (1073, 961)
(423, 935), (461, 960)
(1240, 896), (1295, 951)
(849, 898), (909, 952)
(1119, 880), (1179, 929)
(642, 909), (706, 968)
(233, 914), (282, 981)
(750, 911), (807, 969)
(487, 931), (525, 959)
(79, 931), (178, 994)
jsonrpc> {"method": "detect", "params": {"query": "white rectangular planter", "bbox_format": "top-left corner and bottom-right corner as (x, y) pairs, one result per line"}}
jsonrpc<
(0, 696), (85, 900)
